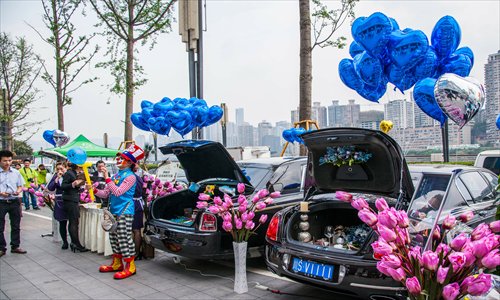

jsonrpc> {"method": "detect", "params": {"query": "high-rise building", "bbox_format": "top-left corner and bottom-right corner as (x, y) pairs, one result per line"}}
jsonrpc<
(312, 102), (328, 128)
(257, 120), (273, 145)
(238, 122), (254, 146)
(384, 99), (414, 129)
(235, 108), (244, 126)
(327, 99), (360, 127)
(226, 122), (238, 147)
(359, 110), (384, 130)
(291, 108), (299, 124)
(411, 92), (438, 128)
(485, 50), (500, 146)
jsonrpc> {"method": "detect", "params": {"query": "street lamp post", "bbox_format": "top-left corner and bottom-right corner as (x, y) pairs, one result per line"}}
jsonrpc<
(221, 103), (227, 146)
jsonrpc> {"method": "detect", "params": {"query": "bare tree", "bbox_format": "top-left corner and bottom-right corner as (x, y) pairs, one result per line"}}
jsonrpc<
(88, 0), (176, 142)
(0, 33), (44, 150)
(29, 0), (99, 131)
(298, 0), (357, 153)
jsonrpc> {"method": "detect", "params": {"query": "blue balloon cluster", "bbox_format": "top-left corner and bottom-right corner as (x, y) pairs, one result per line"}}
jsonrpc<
(130, 97), (223, 137)
(339, 13), (473, 108)
(282, 127), (313, 144)
(496, 114), (500, 130)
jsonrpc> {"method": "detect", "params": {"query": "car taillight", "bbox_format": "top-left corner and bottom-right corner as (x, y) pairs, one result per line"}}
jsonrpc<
(266, 215), (280, 241)
(199, 212), (217, 232)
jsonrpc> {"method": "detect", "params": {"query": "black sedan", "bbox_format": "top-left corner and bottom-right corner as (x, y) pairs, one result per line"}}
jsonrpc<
(265, 128), (499, 300)
(144, 140), (307, 259)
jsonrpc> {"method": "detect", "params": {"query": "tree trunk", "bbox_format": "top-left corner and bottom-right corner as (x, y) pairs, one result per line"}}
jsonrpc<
(52, 0), (64, 131)
(299, 0), (312, 155)
(6, 91), (12, 151)
(124, 1), (135, 143)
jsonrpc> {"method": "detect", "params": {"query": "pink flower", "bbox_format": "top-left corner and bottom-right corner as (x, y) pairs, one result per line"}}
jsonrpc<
(378, 209), (398, 229)
(257, 189), (269, 199)
(387, 267), (405, 282)
(28, 188), (35, 193)
(481, 249), (500, 269)
(335, 191), (353, 202)
(376, 261), (392, 277)
(471, 240), (491, 258)
(489, 220), (500, 233)
(222, 213), (232, 222)
(259, 214), (268, 224)
(358, 209), (377, 226)
(422, 250), (439, 271)
(371, 240), (393, 259)
(247, 211), (255, 221)
(351, 197), (369, 211)
(154, 178), (160, 185)
(235, 217), (243, 230)
(238, 204), (247, 213)
(159, 191), (167, 197)
(381, 254), (401, 268)
(450, 233), (468, 251)
(214, 196), (223, 206)
(467, 273), (492, 296)
(241, 212), (249, 222)
(442, 283), (460, 300)
(222, 221), (233, 232)
(436, 243), (451, 257)
(196, 201), (208, 209)
(30, 183), (36, 188)
(269, 191), (281, 198)
(208, 206), (220, 214)
(396, 211), (409, 228)
(448, 252), (467, 272)
(256, 202), (266, 210)
(442, 215), (456, 230)
(237, 183), (245, 194)
(461, 244), (476, 267)
(252, 195), (260, 203)
(264, 198), (274, 205)
(471, 223), (491, 241)
(198, 193), (210, 201)
(459, 211), (474, 223)
(394, 227), (410, 246)
(437, 266), (449, 284)
(377, 224), (397, 242)
(405, 277), (421, 295)
(237, 195), (247, 204)
(245, 221), (255, 230)
(224, 195), (233, 207)
(375, 197), (389, 211)
(432, 227), (441, 240)
(22, 187), (28, 192)
(34, 191), (43, 197)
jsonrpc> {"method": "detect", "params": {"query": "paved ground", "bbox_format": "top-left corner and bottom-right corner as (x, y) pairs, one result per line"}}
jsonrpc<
(0, 208), (359, 300)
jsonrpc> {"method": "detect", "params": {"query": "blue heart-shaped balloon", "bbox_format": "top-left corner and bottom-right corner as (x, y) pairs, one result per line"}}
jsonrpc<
(154, 97), (174, 116)
(388, 29), (429, 70)
(357, 81), (387, 103)
(389, 18), (399, 31)
(141, 107), (155, 120)
(148, 117), (171, 136)
(413, 78), (447, 126)
(352, 12), (394, 58)
(173, 98), (193, 112)
(282, 129), (294, 143)
(141, 100), (154, 109)
(431, 15), (461, 59)
(496, 114), (500, 130)
(191, 105), (209, 127)
(67, 147), (87, 165)
(455, 47), (474, 66)
(131, 113), (150, 131)
(43, 130), (56, 146)
(349, 41), (365, 58)
(414, 48), (438, 81)
(338, 58), (364, 91)
(167, 110), (192, 131)
(205, 106), (223, 126)
(387, 63), (418, 93)
(439, 53), (472, 77)
(353, 51), (384, 87)
(176, 122), (195, 137)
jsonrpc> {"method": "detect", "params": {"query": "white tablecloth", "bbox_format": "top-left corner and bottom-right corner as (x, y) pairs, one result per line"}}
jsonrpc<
(79, 204), (113, 256)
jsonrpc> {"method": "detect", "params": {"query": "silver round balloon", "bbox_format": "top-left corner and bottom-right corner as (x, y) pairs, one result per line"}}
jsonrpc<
(52, 130), (70, 147)
(434, 73), (484, 128)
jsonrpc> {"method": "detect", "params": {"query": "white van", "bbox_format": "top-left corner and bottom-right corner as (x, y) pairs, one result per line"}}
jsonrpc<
(474, 150), (500, 175)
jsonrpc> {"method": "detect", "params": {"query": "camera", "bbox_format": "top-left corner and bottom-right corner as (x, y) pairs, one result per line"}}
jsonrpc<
(27, 178), (34, 183)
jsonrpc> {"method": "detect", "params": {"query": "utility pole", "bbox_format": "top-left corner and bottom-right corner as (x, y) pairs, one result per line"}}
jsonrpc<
(103, 133), (108, 148)
(179, 0), (204, 140)
(442, 121), (450, 162)
(221, 103), (227, 146)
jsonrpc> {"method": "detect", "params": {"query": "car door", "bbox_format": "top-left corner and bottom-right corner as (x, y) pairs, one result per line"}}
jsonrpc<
(457, 171), (497, 226)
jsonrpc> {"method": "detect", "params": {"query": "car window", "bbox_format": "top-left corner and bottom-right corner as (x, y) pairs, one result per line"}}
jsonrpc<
(481, 172), (498, 189)
(269, 161), (304, 194)
(410, 172), (422, 187)
(482, 157), (500, 175)
(459, 172), (491, 203)
(441, 180), (469, 213)
(455, 178), (472, 202)
(237, 165), (272, 189)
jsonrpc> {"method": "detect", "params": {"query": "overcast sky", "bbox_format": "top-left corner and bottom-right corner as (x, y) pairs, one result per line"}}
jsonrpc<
(1, 0), (499, 148)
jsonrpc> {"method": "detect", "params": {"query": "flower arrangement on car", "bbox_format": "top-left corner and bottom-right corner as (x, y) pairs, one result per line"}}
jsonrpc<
(335, 191), (500, 300)
(141, 175), (185, 205)
(25, 184), (55, 211)
(319, 146), (372, 167)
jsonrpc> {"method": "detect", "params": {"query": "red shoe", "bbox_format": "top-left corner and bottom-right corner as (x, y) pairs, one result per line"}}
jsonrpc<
(114, 256), (136, 280)
(99, 254), (124, 272)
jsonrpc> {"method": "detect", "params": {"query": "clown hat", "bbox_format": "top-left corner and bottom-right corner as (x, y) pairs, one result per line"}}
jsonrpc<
(120, 144), (145, 163)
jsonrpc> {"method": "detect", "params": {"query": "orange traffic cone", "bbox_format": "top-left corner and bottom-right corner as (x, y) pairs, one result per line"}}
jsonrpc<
(99, 254), (124, 272)
(114, 256), (136, 280)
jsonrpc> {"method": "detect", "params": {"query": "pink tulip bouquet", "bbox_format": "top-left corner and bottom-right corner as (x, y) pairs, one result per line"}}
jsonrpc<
(25, 184), (55, 210)
(336, 191), (500, 300)
(196, 183), (280, 242)
(142, 175), (185, 205)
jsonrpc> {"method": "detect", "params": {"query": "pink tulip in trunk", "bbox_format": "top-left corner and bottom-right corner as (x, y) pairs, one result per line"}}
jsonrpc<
(378, 210), (398, 228)
(371, 240), (393, 259)
(376, 261), (392, 277)
(387, 267), (405, 282)
(335, 191), (353, 202)
(450, 233), (468, 251)
(269, 191), (281, 198)
(375, 197), (389, 211)
(237, 183), (245, 194)
(259, 214), (268, 224)
(448, 252), (467, 273)
(442, 282), (460, 300)
(467, 273), (491, 296)
(358, 209), (377, 226)
(198, 194), (210, 201)
(442, 215), (456, 229)
(459, 211), (474, 223)
(396, 211), (409, 228)
(490, 220), (500, 233)
(351, 197), (369, 211)
(471, 223), (492, 241)
(481, 249), (500, 269)
(377, 224), (397, 242)
(405, 277), (421, 295)
(437, 266), (449, 284)
(422, 250), (439, 271)
(257, 189), (269, 199)
(381, 254), (402, 268)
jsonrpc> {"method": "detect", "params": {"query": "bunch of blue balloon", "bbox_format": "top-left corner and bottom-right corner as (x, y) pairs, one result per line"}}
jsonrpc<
(43, 129), (70, 147)
(339, 13), (474, 126)
(282, 127), (309, 144)
(130, 97), (223, 137)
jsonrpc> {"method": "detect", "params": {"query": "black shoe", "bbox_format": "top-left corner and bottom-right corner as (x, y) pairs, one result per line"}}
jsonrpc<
(62, 242), (69, 250)
(11, 247), (27, 254)
(136, 253), (143, 261)
(25, 207), (30, 211)
(33, 207), (40, 210)
(70, 243), (88, 253)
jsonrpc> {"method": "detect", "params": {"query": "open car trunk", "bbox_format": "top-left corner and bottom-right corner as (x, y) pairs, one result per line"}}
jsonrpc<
(151, 189), (200, 226)
(287, 201), (373, 254)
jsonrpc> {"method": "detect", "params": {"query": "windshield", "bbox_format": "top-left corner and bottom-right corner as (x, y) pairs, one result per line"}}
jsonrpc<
(237, 164), (272, 189)
(407, 173), (451, 249)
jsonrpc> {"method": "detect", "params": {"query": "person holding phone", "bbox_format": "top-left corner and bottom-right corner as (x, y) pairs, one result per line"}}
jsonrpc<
(19, 159), (39, 210)
(0, 150), (27, 257)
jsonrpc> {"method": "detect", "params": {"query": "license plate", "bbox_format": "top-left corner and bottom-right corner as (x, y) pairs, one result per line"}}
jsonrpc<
(291, 257), (334, 281)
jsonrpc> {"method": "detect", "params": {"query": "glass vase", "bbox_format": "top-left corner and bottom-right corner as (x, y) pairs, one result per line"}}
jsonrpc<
(233, 241), (248, 294)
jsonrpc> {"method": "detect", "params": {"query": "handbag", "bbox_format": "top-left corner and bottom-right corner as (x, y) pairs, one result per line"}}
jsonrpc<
(101, 201), (131, 233)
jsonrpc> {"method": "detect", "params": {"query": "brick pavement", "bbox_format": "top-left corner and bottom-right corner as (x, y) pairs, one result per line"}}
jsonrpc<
(0, 210), (351, 300)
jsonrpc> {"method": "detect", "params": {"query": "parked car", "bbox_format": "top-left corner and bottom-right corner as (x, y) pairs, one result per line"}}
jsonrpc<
(264, 128), (499, 300)
(474, 150), (500, 175)
(144, 140), (307, 259)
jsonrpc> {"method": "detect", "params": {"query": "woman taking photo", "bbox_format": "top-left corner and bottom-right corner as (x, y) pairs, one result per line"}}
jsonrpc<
(46, 162), (69, 249)
(60, 162), (88, 252)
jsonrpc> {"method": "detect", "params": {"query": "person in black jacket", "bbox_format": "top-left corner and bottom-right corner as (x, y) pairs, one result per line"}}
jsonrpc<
(46, 161), (69, 249)
(60, 162), (88, 253)
(91, 160), (109, 207)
